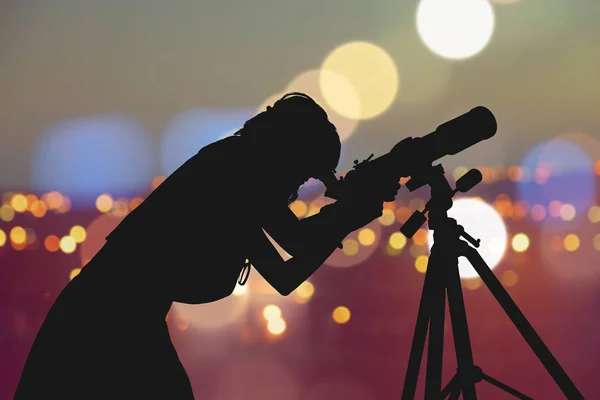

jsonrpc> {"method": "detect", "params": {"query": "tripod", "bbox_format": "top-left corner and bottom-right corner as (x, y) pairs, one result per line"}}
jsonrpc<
(398, 164), (583, 400)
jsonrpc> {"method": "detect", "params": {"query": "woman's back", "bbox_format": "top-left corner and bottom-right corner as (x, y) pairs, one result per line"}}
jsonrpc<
(14, 136), (255, 399)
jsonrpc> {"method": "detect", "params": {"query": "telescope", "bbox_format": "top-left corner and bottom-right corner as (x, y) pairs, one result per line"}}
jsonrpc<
(317, 107), (583, 399)
(319, 106), (497, 201)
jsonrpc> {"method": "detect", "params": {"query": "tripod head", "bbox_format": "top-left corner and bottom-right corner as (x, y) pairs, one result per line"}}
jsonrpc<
(399, 164), (483, 247)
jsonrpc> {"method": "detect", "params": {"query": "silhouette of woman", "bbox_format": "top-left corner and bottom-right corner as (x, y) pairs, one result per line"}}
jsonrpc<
(14, 92), (400, 399)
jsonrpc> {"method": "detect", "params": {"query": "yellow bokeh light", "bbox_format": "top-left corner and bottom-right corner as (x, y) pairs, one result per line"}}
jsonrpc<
(59, 236), (77, 254)
(95, 194), (114, 213)
(415, 255), (429, 273)
(502, 270), (518, 287)
(263, 304), (282, 321)
(511, 233), (530, 252)
(378, 209), (396, 226)
(10, 226), (26, 244)
(70, 268), (81, 280)
(0, 230), (6, 247)
(358, 228), (376, 246)
(559, 204), (576, 221)
(593, 234), (600, 251)
(285, 70), (360, 143)
(389, 232), (407, 250)
(341, 239), (359, 256)
(10, 194), (28, 212)
(69, 225), (87, 243)
(564, 234), (579, 252)
(320, 41), (399, 120)
(332, 306), (351, 324)
(588, 206), (600, 223)
(0, 204), (15, 222)
(289, 200), (308, 218)
(267, 318), (286, 335)
(294, 281), (315, 302)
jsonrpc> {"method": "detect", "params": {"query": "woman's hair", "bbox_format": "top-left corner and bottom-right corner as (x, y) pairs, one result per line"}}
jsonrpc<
(235, 92), (341, 204)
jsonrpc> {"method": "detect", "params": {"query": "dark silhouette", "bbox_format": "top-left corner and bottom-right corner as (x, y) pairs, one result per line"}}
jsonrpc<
(14, 92), (400, 399)
(397, 168), (583, 398)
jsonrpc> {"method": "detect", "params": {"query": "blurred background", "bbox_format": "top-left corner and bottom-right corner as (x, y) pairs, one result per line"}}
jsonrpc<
(1, 0), (599, 398)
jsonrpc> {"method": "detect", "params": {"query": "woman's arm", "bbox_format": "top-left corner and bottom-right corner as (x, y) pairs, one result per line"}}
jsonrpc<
(260, 203), (343, 258)
(248, 203), (350, 296)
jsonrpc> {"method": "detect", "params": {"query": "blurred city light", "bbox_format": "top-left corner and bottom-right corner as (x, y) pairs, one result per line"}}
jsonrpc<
(31, 116), (154, 209)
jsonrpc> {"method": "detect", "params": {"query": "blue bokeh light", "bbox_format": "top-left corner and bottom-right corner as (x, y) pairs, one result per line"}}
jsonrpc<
(31, 116), (155, 208)
(160, 108), (256, 176)
(515, 139), (595, 219)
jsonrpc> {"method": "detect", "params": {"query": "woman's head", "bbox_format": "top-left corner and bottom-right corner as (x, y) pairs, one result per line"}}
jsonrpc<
(235, 92), (341, 203)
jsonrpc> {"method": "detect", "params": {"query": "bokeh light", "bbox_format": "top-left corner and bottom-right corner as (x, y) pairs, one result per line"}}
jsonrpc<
(516, 139), (595, 231)
(564, 234), (580, 252)
(10, 194), (28, 212)
(502, 270), (519, 287)
(0, 230), (6, 247)
(416, 0), (495, 60)
(320, 41), (399, 120)
(389, 232), (407, 250)
(31, 116), (154, 208)
(415, 255), (428, 273)
(69, 268), (81, 280)
(44, 235), (60, 252)
(332, 306), (351, 324)
(9, 226), (26, 245)
(293, 281), (315, 304)
(69, 225), (87, 243)
(357, 228), (376, 246)
(285, 69), (360, 143)
(0, 204), (15, 222)
(325, 219), (382, 268)
(267, 318), (287, 335)
(59, 236), (76, 254)
(95, 194), (114, 213)
(263, 304), (282, 321)
(539, 222), (599, 284)
(160, 108), (255, 176)
(427, 198), (508, 278)
(511, 233), (530, 252)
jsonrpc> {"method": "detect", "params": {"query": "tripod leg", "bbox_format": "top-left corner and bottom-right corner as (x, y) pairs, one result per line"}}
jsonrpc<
(460, 243), (584, 399)
(425, 250), (446, 399)
(446, 255), (478, 400)
(441, 374), (459, 399)
(402, 253), (438, 400)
